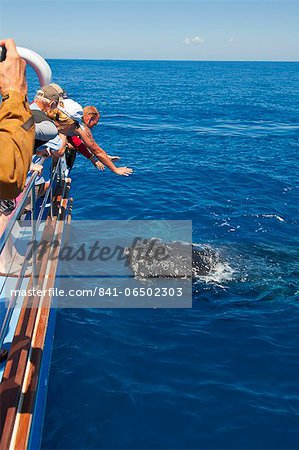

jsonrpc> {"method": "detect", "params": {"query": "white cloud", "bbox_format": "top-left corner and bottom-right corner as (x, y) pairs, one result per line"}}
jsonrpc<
(184, 36), (205, 45)
(228, 37), (235, 43)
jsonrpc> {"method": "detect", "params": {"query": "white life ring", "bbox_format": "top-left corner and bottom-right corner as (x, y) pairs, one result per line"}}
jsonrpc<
(16, 47), (52, 87)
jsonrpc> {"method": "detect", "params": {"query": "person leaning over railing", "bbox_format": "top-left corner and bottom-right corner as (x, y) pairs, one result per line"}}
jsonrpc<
(30, 85), (59, 151)
(60, 99), (133, 176)
(35, 82), (133, 176)
(27, 110), (77, 200)
(66, 106), (120, 171)
(0, 39), (35, 201)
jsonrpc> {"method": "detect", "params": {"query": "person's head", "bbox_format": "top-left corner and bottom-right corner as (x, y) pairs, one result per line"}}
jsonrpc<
(47, 109), (78, 135)
(83, 106), (100, 128)
(49, 83), (68, 105)
(59, 99), (83, 129)
(34, 85), (59, 112)
(51, 99), (84, 136)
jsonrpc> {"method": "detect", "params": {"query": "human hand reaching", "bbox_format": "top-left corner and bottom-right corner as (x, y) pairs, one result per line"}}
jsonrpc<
(114, 167), (133, 177)
(108, 155), (121, 162)
(95, 160), (105, 171)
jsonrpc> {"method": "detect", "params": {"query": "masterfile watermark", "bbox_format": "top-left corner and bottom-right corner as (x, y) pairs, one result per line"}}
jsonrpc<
(1, 220), (192, 308)
(10, 286), (185, 299)
(27, 236), (169, 266)
(7, 279), (191, 308)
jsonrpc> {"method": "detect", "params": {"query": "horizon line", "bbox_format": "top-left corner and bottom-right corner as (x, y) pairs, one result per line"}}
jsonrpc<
(45, 57), (299, 63)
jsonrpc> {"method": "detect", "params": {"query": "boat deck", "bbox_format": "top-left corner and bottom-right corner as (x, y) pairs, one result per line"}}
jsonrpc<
(0, 173), (72, 450)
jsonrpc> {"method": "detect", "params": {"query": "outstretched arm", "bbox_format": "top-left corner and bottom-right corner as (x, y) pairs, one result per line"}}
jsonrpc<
(50, 134), (68, 158)
(76, 127), (133, 176)
(68, 135), (105, 170)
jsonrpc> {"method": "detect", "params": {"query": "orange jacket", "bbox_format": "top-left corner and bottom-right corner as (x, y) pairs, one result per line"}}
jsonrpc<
(0, 90), (35, 200)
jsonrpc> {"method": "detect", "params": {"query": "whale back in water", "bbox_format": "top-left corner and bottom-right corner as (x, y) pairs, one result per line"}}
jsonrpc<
(125, 238), (222, 278)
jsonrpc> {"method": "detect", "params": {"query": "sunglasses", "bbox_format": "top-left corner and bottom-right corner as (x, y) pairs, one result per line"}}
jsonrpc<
(44, 97), (58, 109)
(50, 100), (58, 109)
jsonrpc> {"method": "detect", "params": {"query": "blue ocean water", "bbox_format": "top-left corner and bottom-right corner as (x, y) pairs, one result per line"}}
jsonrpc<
(35, 61), (299, 449)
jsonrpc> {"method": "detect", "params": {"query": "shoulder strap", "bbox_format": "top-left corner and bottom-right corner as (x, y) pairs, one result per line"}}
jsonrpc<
(31, 109), (54, 124)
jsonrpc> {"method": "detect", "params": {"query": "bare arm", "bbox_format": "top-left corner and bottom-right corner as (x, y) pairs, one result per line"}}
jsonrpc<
(67, 135), (105, 170)
(76, 127), (117, 171)
(50, 134), (67, 158)
(76, 127), (133, 176)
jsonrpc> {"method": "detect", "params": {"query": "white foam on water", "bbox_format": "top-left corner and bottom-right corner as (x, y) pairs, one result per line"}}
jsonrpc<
(192, 244), (235, 285)
(261, 214), (285, 222)
(195, 260), (235, 285)
(245, 213), (285, 223)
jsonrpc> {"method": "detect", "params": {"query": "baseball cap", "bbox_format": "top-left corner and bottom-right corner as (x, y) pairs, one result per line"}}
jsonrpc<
(49, 83), (68, 99)
(59, 99), (83, 124)
(37, 85), (60, 103)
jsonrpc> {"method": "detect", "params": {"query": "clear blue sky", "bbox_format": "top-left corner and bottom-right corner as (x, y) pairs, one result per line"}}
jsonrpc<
(0, 0), (298, 61)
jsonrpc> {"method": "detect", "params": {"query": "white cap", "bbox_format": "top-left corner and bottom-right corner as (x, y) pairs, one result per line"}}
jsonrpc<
(59, 99), (83, 124)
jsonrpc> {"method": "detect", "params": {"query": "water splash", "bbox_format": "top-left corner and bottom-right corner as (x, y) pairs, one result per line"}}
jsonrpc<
(192, 244), (235, 285)
(125, 238), (235, 285)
